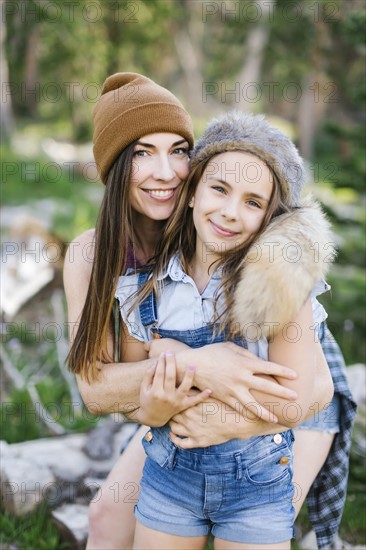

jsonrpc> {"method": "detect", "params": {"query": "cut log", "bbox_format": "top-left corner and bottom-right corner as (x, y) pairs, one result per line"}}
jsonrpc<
(51, 503), (89, 550)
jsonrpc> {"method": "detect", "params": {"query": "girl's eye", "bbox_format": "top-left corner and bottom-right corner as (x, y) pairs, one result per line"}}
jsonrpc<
(212, 186), (226, 194)
(247, 199), (261, 208)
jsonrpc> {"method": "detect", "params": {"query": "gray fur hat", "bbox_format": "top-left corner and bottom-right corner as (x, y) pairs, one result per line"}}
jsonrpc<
(190, 110), (305, 207)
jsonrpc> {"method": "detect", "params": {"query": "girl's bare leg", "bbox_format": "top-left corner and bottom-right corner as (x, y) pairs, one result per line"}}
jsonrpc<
(215, 539), (290, 549)
(133, 522), (208, 550)
(292, 429), (335, 516)
(87, 425), (147, 550)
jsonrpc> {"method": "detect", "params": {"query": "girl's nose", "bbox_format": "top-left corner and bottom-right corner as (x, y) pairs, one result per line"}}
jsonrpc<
(153, 154), (176, 181)
(221, 200), (239, 220)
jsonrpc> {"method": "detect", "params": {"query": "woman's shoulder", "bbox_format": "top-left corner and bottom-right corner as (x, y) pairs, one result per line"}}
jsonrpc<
(68, 227), (95, 250)
(64, 228), (95, 283)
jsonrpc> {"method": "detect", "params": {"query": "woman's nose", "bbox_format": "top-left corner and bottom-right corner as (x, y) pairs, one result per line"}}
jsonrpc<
(153, 155), (175, 181)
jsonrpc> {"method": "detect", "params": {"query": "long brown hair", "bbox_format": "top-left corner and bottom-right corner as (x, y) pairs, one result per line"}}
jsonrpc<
(67, 143), (139, 381)
(134, 153), (291, 332)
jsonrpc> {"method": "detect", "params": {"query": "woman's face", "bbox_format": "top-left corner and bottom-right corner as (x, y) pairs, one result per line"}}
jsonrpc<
(191, 151), (273, 262)
(129, 133), (190, 221)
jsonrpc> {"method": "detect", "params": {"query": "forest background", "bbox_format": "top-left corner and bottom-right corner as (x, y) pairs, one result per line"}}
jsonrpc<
(1, 0), (365, 548)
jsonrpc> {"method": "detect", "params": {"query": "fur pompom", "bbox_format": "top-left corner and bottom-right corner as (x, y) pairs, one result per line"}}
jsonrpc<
(231, 196), (336, 340)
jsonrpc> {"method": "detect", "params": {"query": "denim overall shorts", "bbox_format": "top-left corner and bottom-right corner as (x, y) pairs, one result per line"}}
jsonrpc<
(134, 273), (296, 544)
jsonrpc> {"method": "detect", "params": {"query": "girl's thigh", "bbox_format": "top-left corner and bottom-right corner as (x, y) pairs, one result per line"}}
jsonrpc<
(292, 429), (335, 516)
(214, 538), (290, 550)
(133, 522), (208, 550)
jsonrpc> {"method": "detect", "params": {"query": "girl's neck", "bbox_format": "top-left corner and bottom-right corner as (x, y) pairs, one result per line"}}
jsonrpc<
(131, 213), (165, 262)
(188, 251), (218, 294)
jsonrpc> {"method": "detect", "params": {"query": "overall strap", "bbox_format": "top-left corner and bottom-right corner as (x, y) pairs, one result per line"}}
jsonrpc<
(112, 298), (121, 362)
(138, 271), (158, 329)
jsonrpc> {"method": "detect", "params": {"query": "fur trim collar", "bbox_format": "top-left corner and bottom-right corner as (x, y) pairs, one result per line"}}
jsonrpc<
(231, 196), (336, 340)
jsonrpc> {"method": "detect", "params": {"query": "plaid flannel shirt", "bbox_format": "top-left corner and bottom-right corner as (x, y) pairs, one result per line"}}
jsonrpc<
(308, 323), (357, 549)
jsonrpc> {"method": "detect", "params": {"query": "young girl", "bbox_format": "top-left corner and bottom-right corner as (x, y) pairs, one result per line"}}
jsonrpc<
(115, 111), (334, 549)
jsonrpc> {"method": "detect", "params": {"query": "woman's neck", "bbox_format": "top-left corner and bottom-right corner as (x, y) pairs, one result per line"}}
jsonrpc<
(131, 213), (165, 262)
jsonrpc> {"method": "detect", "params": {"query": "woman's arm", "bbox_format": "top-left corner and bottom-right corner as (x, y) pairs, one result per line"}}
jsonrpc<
(64, 230), (150, 414)
(64, 233), (298, 418)
(169, 339), (334, 448)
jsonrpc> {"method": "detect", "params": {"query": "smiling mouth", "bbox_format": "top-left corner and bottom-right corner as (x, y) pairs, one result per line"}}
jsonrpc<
(142, 188), (177, 200)
(209, 220), (240, 238)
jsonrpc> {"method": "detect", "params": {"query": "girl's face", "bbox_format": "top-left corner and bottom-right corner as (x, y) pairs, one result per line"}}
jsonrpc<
(129, 133), (190, 221)
(191, 151), (273, 262)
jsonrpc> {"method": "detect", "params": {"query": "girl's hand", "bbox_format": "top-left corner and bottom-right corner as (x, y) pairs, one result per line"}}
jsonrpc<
(145, 338), (190, 358)
(137, 351), (212, 427)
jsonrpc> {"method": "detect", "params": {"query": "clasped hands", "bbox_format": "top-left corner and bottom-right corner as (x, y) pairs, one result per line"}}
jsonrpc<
(139, 338), (298, 448)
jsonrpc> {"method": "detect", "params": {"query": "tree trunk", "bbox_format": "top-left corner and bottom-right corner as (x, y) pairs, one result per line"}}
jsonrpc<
(236, 0), (276, 111)
(0, 0), (14, 142)
(173, 0), (218, 116)
(297, 7), (332, 159)
(24, 25), (40, 117)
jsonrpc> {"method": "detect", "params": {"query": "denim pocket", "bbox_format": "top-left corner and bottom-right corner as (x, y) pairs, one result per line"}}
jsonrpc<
(245, 432), (293, 486)
(141, 430), (171, 468)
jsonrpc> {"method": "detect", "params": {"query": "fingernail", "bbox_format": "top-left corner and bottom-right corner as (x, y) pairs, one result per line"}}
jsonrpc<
(166, 350), (174, 356)
(188, 366), (196, 372)
(206, 390), (212, 395)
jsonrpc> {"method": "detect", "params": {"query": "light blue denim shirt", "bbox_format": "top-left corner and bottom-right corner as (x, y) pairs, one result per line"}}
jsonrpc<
(115, 253), (329, 360)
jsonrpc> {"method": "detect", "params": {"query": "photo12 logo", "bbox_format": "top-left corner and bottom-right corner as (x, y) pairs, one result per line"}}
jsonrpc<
(2, 1), (140, 24)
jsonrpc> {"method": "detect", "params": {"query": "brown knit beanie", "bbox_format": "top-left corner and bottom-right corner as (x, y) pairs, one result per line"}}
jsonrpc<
(190, 110), (306, 207)
(93, 72), (194, 183)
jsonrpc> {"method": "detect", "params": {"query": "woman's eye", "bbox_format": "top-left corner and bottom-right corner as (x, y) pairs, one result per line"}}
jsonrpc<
(173, 147), (189, 156)
(133, 149), (148, 157)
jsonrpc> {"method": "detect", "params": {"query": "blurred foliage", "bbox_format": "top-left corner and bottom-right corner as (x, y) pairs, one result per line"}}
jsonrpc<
(1, 1), (365, 544)
(1, 143), (101, 240)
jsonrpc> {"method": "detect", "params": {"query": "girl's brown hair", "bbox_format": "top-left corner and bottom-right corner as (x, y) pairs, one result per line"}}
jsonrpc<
(135, 152), (291, 332)
(67, 143), (139, 381)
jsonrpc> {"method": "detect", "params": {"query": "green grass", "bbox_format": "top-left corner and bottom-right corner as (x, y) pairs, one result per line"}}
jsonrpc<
(0, 503), (70, 550)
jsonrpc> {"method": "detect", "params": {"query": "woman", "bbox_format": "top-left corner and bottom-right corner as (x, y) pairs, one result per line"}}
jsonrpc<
(63, 72), (356, 549)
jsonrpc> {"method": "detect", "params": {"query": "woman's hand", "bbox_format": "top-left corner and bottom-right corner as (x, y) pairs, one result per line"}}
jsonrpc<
(135, 351), (212, 427)
(169, 397), (235, 448)
(176, 342), (298, 424)
(145, 338), (190, 358)
(169, 397), (285, 449)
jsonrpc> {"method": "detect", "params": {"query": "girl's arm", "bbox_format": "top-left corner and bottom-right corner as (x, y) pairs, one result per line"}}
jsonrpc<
(250, 298), (333, 428)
